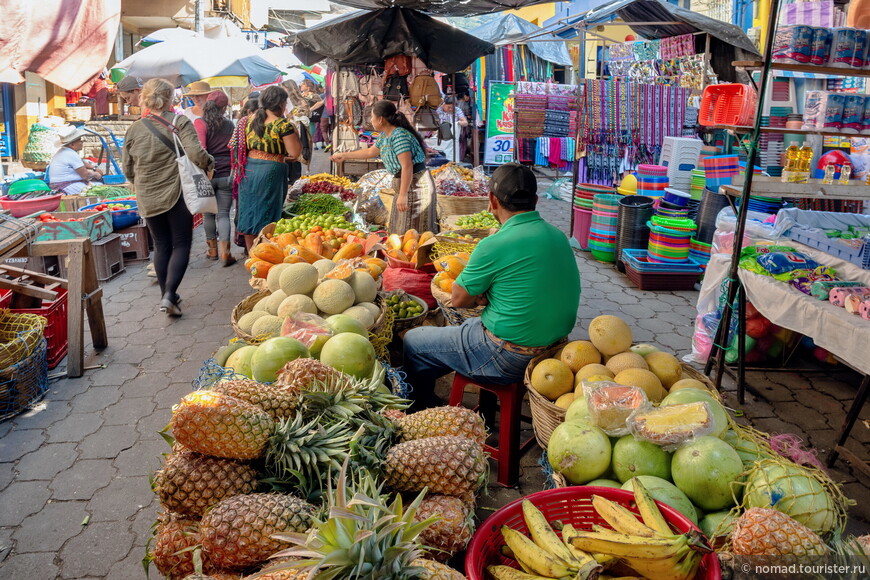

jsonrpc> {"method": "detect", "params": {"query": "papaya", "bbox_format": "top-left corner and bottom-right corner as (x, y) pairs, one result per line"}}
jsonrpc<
(303, 233), (324, 257)
(249, 260), (273, 278)
(432, 272), (455, 293)
(364, 257), (387, 271)
(455, 251), (471, 262)
(387, 234), (403, 251)
(333, 242), (364, 262)
(402, 229), (419, 246)
(364, 263), (384, 279)
(274, 233), (297, 248)
(434, 256), (467, 279)
(402, 239), (418, 257)
(388, 249), (410, 262)
(283, 255), (305, 264)
(285, 244), (321, 264)
(320, 244), (336, 260)
(418, 231), (434, 245)
(251, 242), (284, 264)
(324, 262), (354, 281)
(244, 257), (257, 271)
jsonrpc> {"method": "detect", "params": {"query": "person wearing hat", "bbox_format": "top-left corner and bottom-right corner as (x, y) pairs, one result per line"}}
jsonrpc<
(402, 163), (581, 411)
(182, 81), (212, 122)
(194, 91), (236, 266)
(116, 75), (144, 111)
(48, 126), (103, 194)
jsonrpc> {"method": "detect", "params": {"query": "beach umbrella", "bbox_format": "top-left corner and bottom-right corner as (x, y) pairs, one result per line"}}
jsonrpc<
(137, 28), (200, 48)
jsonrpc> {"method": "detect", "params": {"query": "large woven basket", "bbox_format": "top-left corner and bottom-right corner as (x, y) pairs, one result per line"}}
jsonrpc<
(0, 338), (48, 421)
(430, 281), (484, 327)
(20, 160), (49, 171)
(58, 107), (92, 122)
(230, 290), (272, 343)
(0, 311), (47, 370)
(524, 345), (568, 449)
(436, 195), (489, 217)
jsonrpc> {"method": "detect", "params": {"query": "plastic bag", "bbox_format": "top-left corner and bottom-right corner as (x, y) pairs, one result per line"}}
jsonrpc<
(434, 164), (472, 196)
(281, 312), (332, 350)
(472, 166), (490, 197)
(354, 170), (394, 226)
(545, 177), (572, 201)
(583, 382), (649, 437)
(628, 400), (716, 451)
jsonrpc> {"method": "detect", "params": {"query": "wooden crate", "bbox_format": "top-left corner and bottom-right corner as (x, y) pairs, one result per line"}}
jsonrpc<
(35, 210), (113, 242)
(59, 195), (103, 212)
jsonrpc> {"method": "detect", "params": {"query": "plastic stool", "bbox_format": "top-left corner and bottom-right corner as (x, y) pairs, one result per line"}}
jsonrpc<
(449, 374), (535, 487)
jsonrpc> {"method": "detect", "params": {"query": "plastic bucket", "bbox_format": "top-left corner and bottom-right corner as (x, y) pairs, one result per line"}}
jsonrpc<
(574, 207), (593, 250)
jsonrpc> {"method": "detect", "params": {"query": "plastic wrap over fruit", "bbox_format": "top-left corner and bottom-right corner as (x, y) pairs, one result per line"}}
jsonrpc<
(628, 400), (716, 451)
(434, 164), (473, 196)
(582, 381), (649, 437)
(280, 312), (332, 350)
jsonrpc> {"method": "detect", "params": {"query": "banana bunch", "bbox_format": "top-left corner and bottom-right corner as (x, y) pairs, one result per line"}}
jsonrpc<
(487, 501), (602, 580)
(562, 480), (713, 580)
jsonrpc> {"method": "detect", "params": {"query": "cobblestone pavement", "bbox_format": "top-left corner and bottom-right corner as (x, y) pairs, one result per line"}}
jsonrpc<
(0, 172), (867, 578)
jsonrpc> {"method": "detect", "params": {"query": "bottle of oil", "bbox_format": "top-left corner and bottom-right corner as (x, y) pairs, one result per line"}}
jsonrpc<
(797, 142), (814, 183)
(839, 163), (851, 184)
(823, 164), (836, 184)
(782, 141), (800, 183)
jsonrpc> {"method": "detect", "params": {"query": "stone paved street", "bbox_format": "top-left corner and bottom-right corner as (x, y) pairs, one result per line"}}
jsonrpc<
(0, 168), (867, 578)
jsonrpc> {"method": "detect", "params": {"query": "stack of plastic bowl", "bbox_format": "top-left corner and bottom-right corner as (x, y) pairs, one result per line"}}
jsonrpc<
(702, 154), (739, 190)
(655, 188), (692, 219)
(588, 193), (621, 262)
(636, 164), (669, 198)
(615, 195), (655, 272)
(573, 184), (615, 250)
(690, 169), (706, 200)
(695, 187), (731, 244)
(647, 216), (697, 264)
(689, 237), (713, 269)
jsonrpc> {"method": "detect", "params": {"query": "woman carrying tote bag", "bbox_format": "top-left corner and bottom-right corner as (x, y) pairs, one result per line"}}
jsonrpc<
(123, 78), (214, 317)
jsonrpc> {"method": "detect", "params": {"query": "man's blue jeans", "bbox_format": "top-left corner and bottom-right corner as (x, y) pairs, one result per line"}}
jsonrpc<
(402, 318), (535, 410)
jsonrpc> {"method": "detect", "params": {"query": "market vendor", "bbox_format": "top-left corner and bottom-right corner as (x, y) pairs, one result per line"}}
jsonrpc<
(402, 163), (581, 411)
(48, 126), (103, 195)
(330, 100), (437, 233)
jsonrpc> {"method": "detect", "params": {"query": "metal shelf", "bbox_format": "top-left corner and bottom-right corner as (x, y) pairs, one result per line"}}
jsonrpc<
(709, 124), (868, 140)
(721, 178), (870, 200)
(733, 60), (870, 78)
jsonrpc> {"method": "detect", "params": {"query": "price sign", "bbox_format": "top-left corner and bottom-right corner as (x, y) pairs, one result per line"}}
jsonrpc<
(484, 82), (515, 165)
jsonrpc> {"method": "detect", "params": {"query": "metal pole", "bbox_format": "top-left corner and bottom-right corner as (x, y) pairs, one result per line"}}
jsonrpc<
(471, 85), (480, 167)
(451, 73), (457, 164)
(195, 0), (205, 35)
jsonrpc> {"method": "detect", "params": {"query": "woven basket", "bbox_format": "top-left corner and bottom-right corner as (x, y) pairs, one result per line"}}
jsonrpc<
(368, 294), (394, 362)
(0, 339), (48, 421)
(437, 195), (489, 217)
(58, 107), (92, 122)
(380, 290), (428, 333)
(0, 311), (47, 370)
(230, 290), (272, 343)
(20, 160), (49, 171)
(524, 345), (568, 449)
(430, 281), (483, 327)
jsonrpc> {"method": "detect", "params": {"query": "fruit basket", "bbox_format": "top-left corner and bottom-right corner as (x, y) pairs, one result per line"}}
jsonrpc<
(524, 345), (568, 448)
(466, 486), (721, 580)
(380, 290), (427, 333)
(230, 289), (272, 343)
(430, 281), (484, 326)
(436, 194), (489, 217)
(0, 194), (62, 218)
(80, 200), (139, 230)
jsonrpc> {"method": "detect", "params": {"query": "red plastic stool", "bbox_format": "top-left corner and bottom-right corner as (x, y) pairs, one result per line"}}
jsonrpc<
(449, 374), (536, 487)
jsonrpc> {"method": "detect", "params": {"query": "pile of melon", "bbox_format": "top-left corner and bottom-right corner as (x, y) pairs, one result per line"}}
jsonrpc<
(237, 259), (383, 343)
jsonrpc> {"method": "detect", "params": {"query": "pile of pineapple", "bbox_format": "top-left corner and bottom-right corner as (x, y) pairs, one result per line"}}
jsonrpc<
(148, 357), (485, 580)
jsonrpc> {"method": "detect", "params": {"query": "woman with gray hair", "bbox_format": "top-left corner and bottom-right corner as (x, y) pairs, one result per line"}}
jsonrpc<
(123, 78), (214, 317)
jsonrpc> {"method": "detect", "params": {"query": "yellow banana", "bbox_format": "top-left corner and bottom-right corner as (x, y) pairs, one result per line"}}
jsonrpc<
(629, 478), (671, 536)
(592, 495), (658, 538)
(486, 565), (566, 580)
(502, 545), (536, 575)
(567, 530), (690, 560)
(624, 550), (700, 580)
(501, 526), (576, 578)
(522, 500), (579, 566)
(562, 523), (614, 574)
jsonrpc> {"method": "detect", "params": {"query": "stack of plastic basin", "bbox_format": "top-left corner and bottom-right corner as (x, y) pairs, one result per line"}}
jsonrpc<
(702, 155), (739, 189)
(615, 195), (655, 272)
(636, 164), (669, 198)
(573, 184), (614, 250)
(647, 216), (697, 264)
(589, 193), (621, 262)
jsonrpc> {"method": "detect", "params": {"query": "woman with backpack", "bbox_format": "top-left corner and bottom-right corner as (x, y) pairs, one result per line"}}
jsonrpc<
(235, 85), (302, 251)
(331, 100), (437, 233)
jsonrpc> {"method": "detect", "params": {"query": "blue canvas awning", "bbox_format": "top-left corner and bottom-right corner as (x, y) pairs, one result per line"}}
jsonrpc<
(468, 13), (573, 67)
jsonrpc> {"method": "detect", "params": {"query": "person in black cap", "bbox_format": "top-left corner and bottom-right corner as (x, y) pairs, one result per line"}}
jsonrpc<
(402, 163), (581, 410)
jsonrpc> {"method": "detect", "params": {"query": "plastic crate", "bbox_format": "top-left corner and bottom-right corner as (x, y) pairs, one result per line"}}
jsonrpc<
(10, 289), (68, 369)
(789, 227), (868, 269)
(622, 249), (705, 272)
(116, 222), (150, 262)
(699, 84), (757, 127)
(466, 486), (720, 580)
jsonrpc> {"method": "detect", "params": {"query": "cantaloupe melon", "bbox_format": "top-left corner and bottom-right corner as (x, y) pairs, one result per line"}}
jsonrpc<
(277, 294), (318, 318)
(645, 351), (682, 389)
(237, 311), (269, 334)
(347, 271), (377, 304)
(252, 297), (270, 312)
(251, 315), (283, 339)
(313, 279), (356, 315)
(613, 368), (666, 402)
(342, 305), (375, 330)
(357, 302), (380, 320)
(263, 290), (288, 315)
(606, 352), (649, 375)
(669, 378), (709, 392)
(313, 259), (337, 278)
(280, 262), (319, 296)
(588, 316), (633, 355)
(266, 263), (291, 292)
(560, 341), (601, 373)
(574, 364), (614, 387)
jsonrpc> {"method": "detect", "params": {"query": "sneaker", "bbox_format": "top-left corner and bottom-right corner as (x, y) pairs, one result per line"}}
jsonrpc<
(160, 295), (182, 317)
(323, 144), (332, 152)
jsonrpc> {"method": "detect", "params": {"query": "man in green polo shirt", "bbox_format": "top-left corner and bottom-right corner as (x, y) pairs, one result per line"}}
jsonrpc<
(402, 163), (581, 410)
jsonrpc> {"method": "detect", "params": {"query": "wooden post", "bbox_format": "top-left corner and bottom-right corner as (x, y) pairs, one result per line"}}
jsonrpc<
(66, 241), (85, 378)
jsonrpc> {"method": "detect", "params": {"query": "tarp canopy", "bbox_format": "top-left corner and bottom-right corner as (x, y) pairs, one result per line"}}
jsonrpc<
(328, 0), (559, 16)
(293, 8), (495, 72)
(0, 0), (121, 90)
(468, 13), (572, 67)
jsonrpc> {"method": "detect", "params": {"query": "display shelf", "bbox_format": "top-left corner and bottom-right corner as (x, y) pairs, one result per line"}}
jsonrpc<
(721, 178), (868, 200)
(733, 60), (870, 79)
(710, 124), (870, 140)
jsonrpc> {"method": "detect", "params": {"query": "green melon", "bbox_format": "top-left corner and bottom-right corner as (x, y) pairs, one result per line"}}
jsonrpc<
(611, 435), (672, 483)
(584, 478), (623, 489)
(224, 345), (258, 379)
(319, 332), (376, 379)
(250, 337), (309, 382)
(671, 436), (743, 512)
(621, 476), (698, 524)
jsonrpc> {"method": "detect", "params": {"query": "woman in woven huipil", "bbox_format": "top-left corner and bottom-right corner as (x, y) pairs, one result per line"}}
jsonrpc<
(331, 100), (437, 233)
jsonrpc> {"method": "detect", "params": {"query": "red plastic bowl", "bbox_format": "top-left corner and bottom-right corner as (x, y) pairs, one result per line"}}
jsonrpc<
(0, 194), (63, 218)
(465, 486), (721, 580)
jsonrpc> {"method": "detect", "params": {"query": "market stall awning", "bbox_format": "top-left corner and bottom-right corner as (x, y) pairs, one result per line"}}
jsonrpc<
(468, 13), (572, 67)
(0, 0), (121, 90)
(293, 8), (495, 73)
(328, 0), (560, 17)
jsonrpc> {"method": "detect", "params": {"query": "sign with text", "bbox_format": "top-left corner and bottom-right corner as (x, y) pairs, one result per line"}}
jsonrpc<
(484, 82), (515, 165)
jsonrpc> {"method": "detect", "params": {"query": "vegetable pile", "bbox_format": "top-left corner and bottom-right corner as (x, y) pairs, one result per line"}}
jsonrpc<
(286, 194), (348, 217)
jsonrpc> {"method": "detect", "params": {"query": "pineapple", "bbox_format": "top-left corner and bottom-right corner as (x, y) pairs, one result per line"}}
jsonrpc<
(151, 513), (208, 580)
(243, 565), (309, 579)
(153, 450), (258, 516)
(212, 379), (299, 421)
(398, 406), (486, 445)
(414, 495), (474, 561)
(383, 409), (407, 422)
(412, 558), (467, 580)
(200, 493), (315, 570)
(274, 358), (347, 393)
(171, 391), (273, 459)
(385, 436), (487, 497)
(731, 507), (829, 556)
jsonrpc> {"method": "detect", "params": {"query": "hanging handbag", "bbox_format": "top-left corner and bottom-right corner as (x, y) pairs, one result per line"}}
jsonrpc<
(383, 75), (410, 102)
(414, 106), (440, 132)
(437, 120), (453, 143)
(397, 98), (414, 126)
(142, 114), (217, 215)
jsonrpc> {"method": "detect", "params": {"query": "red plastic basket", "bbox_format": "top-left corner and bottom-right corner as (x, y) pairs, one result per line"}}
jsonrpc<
(698, 84), (757, 127)
(9, 289), (68, 369)
(465, 486), (720, 580)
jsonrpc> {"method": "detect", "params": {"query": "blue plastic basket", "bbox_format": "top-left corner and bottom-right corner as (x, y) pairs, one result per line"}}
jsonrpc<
(789, 227), (869, 270)
(80, 201), (139, 230)
(621, 248), (705, 272)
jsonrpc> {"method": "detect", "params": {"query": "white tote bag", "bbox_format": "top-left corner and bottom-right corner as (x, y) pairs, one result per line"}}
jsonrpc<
(170, 117), (217, 215)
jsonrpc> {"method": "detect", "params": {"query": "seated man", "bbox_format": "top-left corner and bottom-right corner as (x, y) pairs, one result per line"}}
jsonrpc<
(49, 126), (103, 195)
(403, 163), (581, 410)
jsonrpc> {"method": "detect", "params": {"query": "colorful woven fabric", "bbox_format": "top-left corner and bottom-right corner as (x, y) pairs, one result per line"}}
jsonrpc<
(544, 110), (571, 137)
(514, 93), (548, 138)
